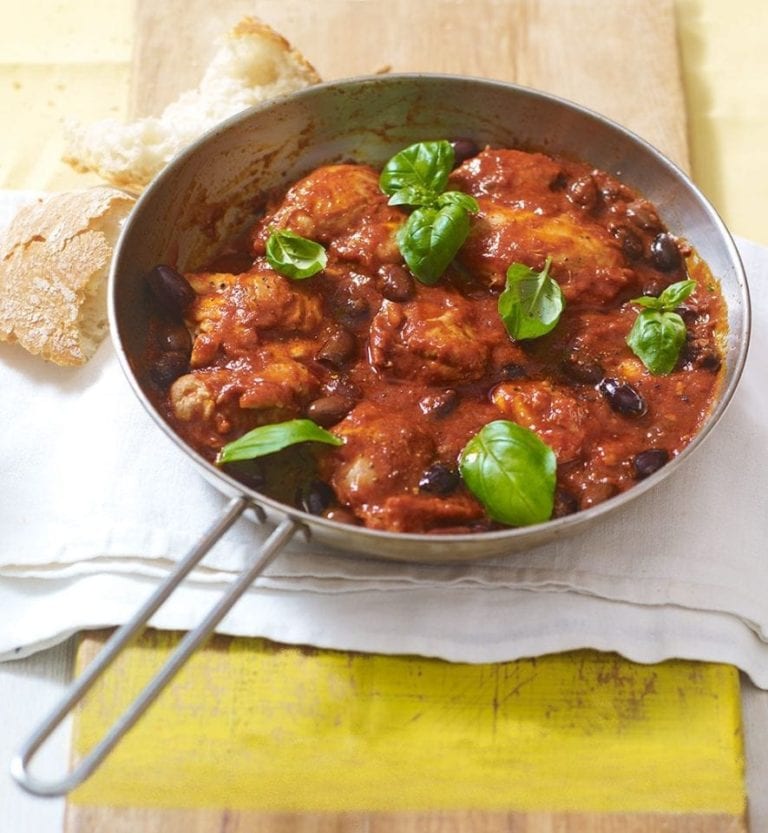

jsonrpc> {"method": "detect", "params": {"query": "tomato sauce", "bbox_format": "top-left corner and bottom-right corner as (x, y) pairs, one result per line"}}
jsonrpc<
(146, 146), (726, 533)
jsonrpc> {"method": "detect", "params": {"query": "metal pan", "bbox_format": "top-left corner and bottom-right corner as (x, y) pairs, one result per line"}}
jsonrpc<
(12, 74), (750, 795)
(110, 72), (751, 562)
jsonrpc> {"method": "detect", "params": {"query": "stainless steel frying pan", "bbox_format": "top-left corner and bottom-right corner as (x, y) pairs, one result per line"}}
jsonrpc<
(12, 74), (750, 795)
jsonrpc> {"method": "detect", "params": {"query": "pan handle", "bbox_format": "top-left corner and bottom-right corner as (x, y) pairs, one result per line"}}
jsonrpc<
(10, 495), (302, 797)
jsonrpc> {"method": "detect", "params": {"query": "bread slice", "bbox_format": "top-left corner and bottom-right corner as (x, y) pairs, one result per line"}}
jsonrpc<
(62, 17), (321, 193)
(0, 187), (135, 366)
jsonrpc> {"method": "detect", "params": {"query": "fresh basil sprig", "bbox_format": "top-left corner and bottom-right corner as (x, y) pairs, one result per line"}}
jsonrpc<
(498, 257), (565, 340)
(459, 420), (557, 526)
(266, 229), (327, 280)
(216, 418), (342, 465)
(380, 140), (478, 284)
(631, 279), (696, 311)
(626, 279), (696, 375)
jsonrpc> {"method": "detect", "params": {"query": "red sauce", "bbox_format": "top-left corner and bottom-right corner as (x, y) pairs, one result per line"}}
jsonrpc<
(146, 147), (726, 533)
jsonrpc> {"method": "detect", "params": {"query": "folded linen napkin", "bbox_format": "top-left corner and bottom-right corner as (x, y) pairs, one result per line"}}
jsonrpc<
(2, 191), (767, 685)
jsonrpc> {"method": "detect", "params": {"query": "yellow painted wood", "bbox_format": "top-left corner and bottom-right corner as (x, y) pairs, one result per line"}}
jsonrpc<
(70, 633), (745, 815)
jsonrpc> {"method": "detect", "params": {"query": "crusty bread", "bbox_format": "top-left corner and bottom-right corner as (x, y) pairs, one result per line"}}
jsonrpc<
(62, 18), (321, 193)
(0, 187), (135, 366)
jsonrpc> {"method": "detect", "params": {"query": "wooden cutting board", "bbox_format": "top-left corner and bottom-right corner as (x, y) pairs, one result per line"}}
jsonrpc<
(65, 2), (745, 831)
(130, 0), (690, 171)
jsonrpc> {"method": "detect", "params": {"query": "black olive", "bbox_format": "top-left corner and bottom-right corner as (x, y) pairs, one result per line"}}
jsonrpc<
(698, 352), (722, 372)
(681, 334), (721, 372)
(227, 461), (265, 490)
(377, 264), (415, 302)
(299, 480), (336, 515)
(337, 294), (370, 324)
(317, 329), (356, 367)
(626, 201), (662, 232)
(146, 265), (195, 320)
(419, 464), (460, 495)
(561, 358), (604, 385)
(650, 233), (682, 272)
(159, 324), (192, 355)
(499, 363), (527, 381)
(610, 225), (644, 262)
(641, 278), (667, 297)
(566, 175), (599, 211)
(149, 351), (188, 387)
(450, 138), (480, 165)
(418, 390), (459, 418)
(675, 305), (699, 326)
(599, 378), (647, 417)
(306, 394), (355, 427)
(633, 448), (670, 480)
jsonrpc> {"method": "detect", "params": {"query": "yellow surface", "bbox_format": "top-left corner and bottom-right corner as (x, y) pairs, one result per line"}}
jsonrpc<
(0, 1), (131, 191)
(676, 1), (768, 245)
(71, 635), (745, 813)
(1, 1), (766, 244)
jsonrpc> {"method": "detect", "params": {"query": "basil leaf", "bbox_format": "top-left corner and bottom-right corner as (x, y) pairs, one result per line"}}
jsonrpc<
(657, 279), (697, 309)
(436, 191), (480, 213)
(216, 418), (342, 465)
(387, 184), (436, 208)
(459, 420), (557, 526)
(397, 203), (471, 285)
(629, 295), (665, 311)
(626, 309), (687, 375)
(266, 229), (327, 279)
(379, 140), (454, 197)
(630, 279), (696, 312)
(498, 257), (565, 340)
(388, 187), (479, 213)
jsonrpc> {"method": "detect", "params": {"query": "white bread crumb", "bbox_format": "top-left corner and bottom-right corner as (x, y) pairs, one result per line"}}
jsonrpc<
(63, 18), (320, 193)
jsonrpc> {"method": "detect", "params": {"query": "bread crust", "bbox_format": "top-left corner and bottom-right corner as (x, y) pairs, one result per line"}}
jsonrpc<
(0, 187), (135, 366)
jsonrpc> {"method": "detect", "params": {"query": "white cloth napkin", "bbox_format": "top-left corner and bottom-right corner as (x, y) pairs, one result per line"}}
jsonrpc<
(2, 190), (767, 685)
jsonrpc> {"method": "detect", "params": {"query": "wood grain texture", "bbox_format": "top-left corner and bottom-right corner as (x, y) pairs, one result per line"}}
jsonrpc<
(131, 0), (689, 170)
(65, 806), (747, 833)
